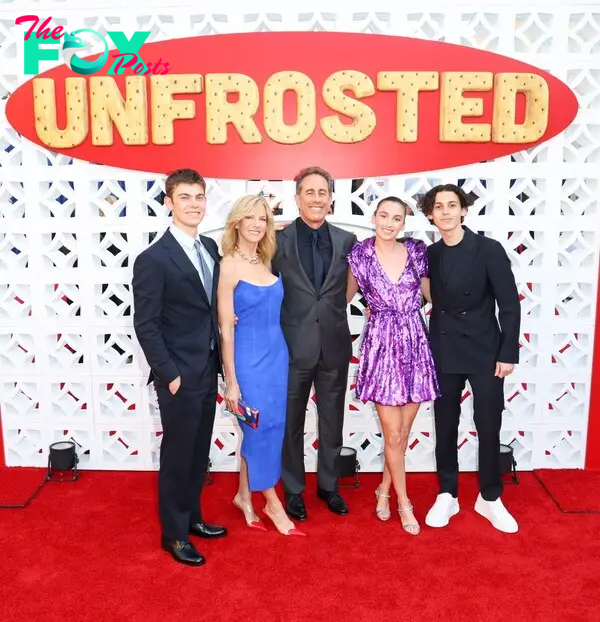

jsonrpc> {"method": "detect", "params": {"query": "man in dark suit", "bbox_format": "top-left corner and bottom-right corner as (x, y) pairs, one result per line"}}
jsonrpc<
(272, 166), (357, 521)
(132, 169), (226, 566)
(417, 184), (521, 534)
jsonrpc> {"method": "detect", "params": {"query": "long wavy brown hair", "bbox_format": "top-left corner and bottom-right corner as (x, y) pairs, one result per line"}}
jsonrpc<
(221, 194), (276, 264)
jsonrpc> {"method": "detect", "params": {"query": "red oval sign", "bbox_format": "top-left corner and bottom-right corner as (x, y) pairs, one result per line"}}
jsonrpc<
(6, 32), (578, 179)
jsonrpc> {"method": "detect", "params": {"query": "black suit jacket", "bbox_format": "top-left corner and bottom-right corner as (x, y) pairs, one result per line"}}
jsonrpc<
(132, 229), (221, 387)
(272, 220), (357, 369)
(428, 226), (521, 374)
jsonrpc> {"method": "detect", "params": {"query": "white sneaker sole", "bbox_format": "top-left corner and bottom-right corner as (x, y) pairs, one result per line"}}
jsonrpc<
(425, 502), (460, 528)
(474, 499), (518, 534)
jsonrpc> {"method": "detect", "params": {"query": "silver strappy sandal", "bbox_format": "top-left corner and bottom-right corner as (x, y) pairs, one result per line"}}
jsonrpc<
(398, 502), (421, 535)
(375, 485), (391, 521)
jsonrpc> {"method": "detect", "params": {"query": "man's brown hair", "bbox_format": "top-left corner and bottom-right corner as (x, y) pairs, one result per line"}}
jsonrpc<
(294, 166), (334, 195)
(165, 169), (206, 199)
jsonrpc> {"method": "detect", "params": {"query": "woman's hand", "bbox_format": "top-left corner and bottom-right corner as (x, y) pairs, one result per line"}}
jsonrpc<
(225, 382), (241, 413)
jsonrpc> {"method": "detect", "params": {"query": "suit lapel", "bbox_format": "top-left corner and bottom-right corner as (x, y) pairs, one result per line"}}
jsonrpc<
(320, 223), (343, 293)
(162, 229), (210, 306)
(282, 221), (315, 293)
(200, 234), (220, 304)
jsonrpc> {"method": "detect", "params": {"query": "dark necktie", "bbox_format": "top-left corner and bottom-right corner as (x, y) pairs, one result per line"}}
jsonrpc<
(193, 239), (213, 304)
(194, 239), (216, 350)
(311, 229), (324, 291)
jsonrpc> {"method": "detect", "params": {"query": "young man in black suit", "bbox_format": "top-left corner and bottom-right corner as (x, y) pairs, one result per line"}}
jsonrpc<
(418, 184), (521, 533)
(132, 169), (226, 565)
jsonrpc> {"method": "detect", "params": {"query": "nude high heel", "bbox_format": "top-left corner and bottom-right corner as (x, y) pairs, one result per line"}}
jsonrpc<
(263, 505), (306, 537)
(233, 494), (267, 531)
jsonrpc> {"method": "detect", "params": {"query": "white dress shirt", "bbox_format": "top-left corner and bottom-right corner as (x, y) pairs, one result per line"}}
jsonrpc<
(169, 224), (215, 290)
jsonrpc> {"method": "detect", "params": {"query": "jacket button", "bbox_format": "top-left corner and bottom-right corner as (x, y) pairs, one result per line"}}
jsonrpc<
(440, 309), (445, 314)
(461, 311), (467, 316)
(441, 330), (447, 335)
(464, 291), (470, 296)
(462, 332), (468, 337)
(316, 319), (320, 324)
(316, 295), (321, 301)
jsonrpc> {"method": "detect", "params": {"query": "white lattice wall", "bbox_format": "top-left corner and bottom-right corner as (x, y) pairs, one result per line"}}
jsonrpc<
(0, 1), (598, 472)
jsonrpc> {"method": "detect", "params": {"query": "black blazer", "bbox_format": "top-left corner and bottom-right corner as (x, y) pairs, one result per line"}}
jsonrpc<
(428, 227), (521, 374)
(272, 220), (357, 369)
(132, 229), (221, 387)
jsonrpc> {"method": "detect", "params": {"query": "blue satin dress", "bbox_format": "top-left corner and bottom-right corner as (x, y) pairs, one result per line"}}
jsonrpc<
(233, 276), (288, 491)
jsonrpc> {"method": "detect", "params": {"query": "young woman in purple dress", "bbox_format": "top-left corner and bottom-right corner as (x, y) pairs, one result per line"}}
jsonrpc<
(346, 197), (440, 535)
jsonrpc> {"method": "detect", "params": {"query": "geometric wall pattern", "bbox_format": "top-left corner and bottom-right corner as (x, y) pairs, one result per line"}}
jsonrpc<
(1, 2), (598, 472)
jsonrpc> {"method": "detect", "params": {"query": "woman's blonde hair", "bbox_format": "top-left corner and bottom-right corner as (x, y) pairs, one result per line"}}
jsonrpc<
(221, 194), (276, 263)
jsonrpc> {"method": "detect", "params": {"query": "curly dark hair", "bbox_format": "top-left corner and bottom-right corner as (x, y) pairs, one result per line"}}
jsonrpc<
(416, 184), (475, 219)
(165, 168), (206, 199)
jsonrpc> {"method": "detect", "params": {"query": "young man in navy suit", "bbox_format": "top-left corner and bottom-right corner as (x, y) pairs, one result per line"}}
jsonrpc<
(132, 169), (226, 566)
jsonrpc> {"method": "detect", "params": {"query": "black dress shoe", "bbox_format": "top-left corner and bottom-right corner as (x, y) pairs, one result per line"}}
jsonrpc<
(189, 521), (228, 539)
(317, 488), (349, 515)
(285, 493), (307, 521)
(161, 537), (205, 566)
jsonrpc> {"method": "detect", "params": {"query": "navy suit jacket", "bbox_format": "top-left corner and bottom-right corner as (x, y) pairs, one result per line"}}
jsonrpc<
(132, 228), (221, 387)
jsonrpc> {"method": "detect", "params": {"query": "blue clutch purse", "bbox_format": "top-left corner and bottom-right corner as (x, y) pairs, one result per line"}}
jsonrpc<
(228, 398), (260, 429)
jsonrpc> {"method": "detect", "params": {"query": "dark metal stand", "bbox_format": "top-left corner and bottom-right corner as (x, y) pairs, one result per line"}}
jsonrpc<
(500, 441), (519, 485)
(46, 454), (80, 482)
(204, 459), (213, 486)
(339, 462), (360, 489)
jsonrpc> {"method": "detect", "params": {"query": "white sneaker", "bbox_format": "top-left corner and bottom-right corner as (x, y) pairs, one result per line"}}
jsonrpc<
(474, 494), (519, 534)
(425, 493), (460, 528)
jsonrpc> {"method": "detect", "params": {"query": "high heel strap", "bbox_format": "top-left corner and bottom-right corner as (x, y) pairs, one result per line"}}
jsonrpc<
(375, 486), (391, 521)
(398, 502), (420, 535)
(375, 486), (391, 499)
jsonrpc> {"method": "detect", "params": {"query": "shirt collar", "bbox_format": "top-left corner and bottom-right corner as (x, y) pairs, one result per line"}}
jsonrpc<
(170, 223), (199, 250)
(296, 217), (328, 237)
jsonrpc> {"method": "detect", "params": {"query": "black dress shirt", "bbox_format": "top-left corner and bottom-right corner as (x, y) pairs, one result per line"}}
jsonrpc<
(296, 217), (333, 290)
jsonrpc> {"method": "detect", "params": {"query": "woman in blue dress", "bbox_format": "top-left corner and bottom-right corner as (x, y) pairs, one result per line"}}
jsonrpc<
(218, 194), (305, 537)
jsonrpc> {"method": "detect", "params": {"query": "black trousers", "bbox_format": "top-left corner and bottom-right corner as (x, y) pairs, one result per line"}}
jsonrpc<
(434, 372), (505, 501)
(155, 351), (218, 541)
(281, 354), (349, 495)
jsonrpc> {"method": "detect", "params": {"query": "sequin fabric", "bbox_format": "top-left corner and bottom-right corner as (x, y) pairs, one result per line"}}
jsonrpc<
(348, 237), (440, 406)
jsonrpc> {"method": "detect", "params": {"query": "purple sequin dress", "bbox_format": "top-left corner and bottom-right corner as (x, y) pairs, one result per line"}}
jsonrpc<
(348, 237), (440, 406)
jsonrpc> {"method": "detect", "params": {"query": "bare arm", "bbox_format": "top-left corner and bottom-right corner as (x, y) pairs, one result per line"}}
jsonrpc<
(421, 277), (431, 303)
(217, 258), (241, 411)
(346, 267), (360, 303)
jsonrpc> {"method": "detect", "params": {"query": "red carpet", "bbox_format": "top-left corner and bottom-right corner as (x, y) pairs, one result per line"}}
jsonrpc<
(0, 470), (598, 622)
(533, 469), (600, 512)
(0, 467), (46, 506)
